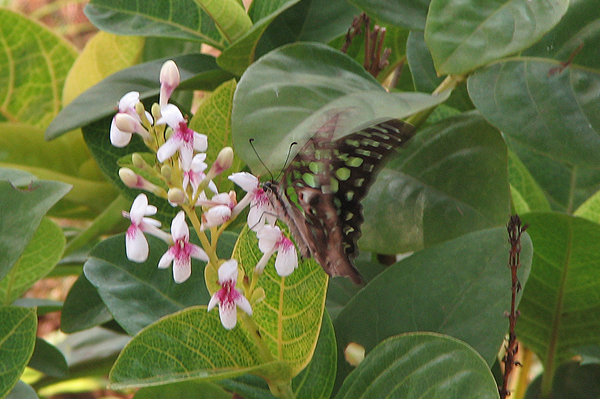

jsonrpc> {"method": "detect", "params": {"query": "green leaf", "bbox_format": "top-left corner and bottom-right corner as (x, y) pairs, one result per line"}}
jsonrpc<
(524, 362), (600, 399)
(517, 213), (600, 373)
(361, 112), (510, 254)
(0, 306), (37, 398)
(234, 224), (329, 377)
(468, 59), (600, 168)
(46, 54), (233, 139)
(334, 227), (532, 388)
(0, 123), (117, 218)
(28, 338), (68, 378)
(84, 0), (249, 48)
(349, 0), (429, 30)
(524, 0), (600, 70)
(232, 42), (449, 175)
(11, 298), (62, 315)
(507, 149), (551, 213)
(425, 0), (568, 75)
(61, 272), (112, 333)
(292, 311), (336, 399)
(0, 179), (70, 282)
(0, 9), (77, 127)
(5, 380), (38, 399)
(574, 189), (600, 223)
(134, 380), (232, 399)
(63, 32), (145, 106)
(335, 333), (500, 399)
(217, 0), (300, 76)
(189, 79), (243, 192)
(84, 233), (221, 335)
(0, 217), (65, 305)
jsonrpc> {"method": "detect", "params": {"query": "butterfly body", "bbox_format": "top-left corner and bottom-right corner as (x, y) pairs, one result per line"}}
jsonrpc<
(264, 116), (416, 284)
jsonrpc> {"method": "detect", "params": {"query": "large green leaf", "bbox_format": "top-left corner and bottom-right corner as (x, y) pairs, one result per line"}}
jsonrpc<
(349, 0), (429, 30)
(28, 338), (68, 378)
(334, 226), (532, 388)
(425, 0), (568, 75)
(0, 179), (70, 282)
(84, 232), (234, 335)
(189, 79), (244, 192)
(507, 149), (551, 214)
(517, 213), (600, 376)
(217, 0), (300, 76)
(134, 380), (232, 399)
(524, 0), (600, 70)
(0, 306), (37, 398)
(0, 217), (64, 305)
(335, 333), (500, 399)
(232, 42), (449, 175)
(468, 59), (600, 168)
(46, 54), (233, 139)
(85, 0), (251, 48)
(0, 123), (117, 217)
(5, 380), (38, 399)
(0, 9), (77, 127)
(361, 112), (510, 253)
(60, 272), (112, 333)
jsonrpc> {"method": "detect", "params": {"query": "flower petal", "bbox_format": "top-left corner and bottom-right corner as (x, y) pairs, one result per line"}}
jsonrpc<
(156, 103), (184, 127)
(229, 172), (259, 193)
(156, 136), (181, 162)
(130, 194), (149, 223)
(274, 239), (298, 277)
(126, 227), (149, 263)
(190, 244), (209, 262)
(118, 91), (140, 112)
(207, 293), (219, 311)
(257, 225), (280, 253)
(218, 259), (238, 283)
(235, 295), (253, 316)
(158, 248), (175, 269)
(193, 133), (208, 152)
(173, 255), (191, 283)
(219, 301), (238, 330)
(171, 211), (189, 241)
(110, 118), (133, 147)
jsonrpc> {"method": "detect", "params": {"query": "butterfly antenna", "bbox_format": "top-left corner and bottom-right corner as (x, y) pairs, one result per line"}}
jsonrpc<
(276, 141), (298, 181)
(249, 138), (275, 181)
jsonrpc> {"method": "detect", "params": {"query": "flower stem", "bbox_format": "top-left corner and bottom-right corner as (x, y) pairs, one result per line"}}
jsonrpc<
(184, 206), (219, 271)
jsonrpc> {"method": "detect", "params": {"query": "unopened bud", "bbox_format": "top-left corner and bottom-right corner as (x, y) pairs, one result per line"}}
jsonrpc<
(167, 188), (185, 205)
(159, 60), (180, 106)
(135, 101), (146, 118)
(209, 147), (234, 177)
(161, 164), (172, 181)
(151, 102), (162, 122)
(344, 342), (365, 367)
(119, 167), (162, 194)
(132, 153), (146, 169)
(115, 114), (150, 140)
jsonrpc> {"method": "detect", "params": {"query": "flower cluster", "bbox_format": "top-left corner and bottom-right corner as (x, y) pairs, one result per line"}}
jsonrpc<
(112, 60), (299, 330)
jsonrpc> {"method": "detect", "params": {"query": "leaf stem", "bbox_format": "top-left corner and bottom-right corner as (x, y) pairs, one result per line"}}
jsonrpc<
(406, 74), (464, 128)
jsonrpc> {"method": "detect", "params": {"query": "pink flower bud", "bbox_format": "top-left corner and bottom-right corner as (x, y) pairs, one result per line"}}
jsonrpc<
(159, 60), (180, 106)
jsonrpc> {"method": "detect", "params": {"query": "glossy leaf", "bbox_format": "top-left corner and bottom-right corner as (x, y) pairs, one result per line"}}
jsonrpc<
(517, 213), (600, 371)
(334, 227), (532, 388)
(62, 32), (145, 105)
(361, 112), (510, 254)
(189, 79), (243, 192)
(507, 149), (551, 214)
(524, 0), (600, 69)
(5, 380), (38, 399)
(232, 42), (449, 175)
(335, 333), (500, 399)
(84, 233), (229, 335)
(217, 0), (300, 76)
(134, 380), (231, 399)
(468, 59), (600, 168)
(0, 217), (64, 305)
(11, 298), (62, 316)
(349, 0), (429, 30)
(28, 338), (68, 378)
(0, 179), (70, 282)
(0, 306), (37, 398)
(46, 54), (233, 139)
(61, 272), (112, 333)
(0, 9), (77, 127)
(425, 0), (568, 75)
(85, 0), (251, 48)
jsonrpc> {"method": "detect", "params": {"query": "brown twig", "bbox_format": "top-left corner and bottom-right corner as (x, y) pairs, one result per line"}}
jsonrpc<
(341, 13), (369, 54)
(499, 215), (528, 398)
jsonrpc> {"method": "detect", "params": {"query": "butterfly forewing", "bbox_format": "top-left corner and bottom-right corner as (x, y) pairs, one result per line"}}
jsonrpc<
(270, 116), (416, 284)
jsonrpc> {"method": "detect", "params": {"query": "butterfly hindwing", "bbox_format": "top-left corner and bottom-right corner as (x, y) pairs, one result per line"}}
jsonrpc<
(271, 116), (416, 284)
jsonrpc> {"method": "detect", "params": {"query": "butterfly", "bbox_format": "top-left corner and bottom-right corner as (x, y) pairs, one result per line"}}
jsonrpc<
(263, 114), (416, 284)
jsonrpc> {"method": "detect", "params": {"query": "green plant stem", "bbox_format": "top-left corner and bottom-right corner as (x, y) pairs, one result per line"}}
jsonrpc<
(184, 206), (219, 271)
(241, 313), (275, 363)
(268, 380), (295, 399)
(406, 74), (465, 128)
(63, 194), (129, 257)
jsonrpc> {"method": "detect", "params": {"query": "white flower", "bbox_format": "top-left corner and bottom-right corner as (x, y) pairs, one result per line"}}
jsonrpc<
(198, 191), (237, 230)
(207, 259), (252, 330)
(122, 194), (166, 262)
(182, 153), (218, 198)
(110, 92), (151, 147)
(159, 60), (180, 107)
(255, 225), (298, 276)
(158, 211), (209, 283)
(156, 104), (208, 166)
(229, 172), (276, 231)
